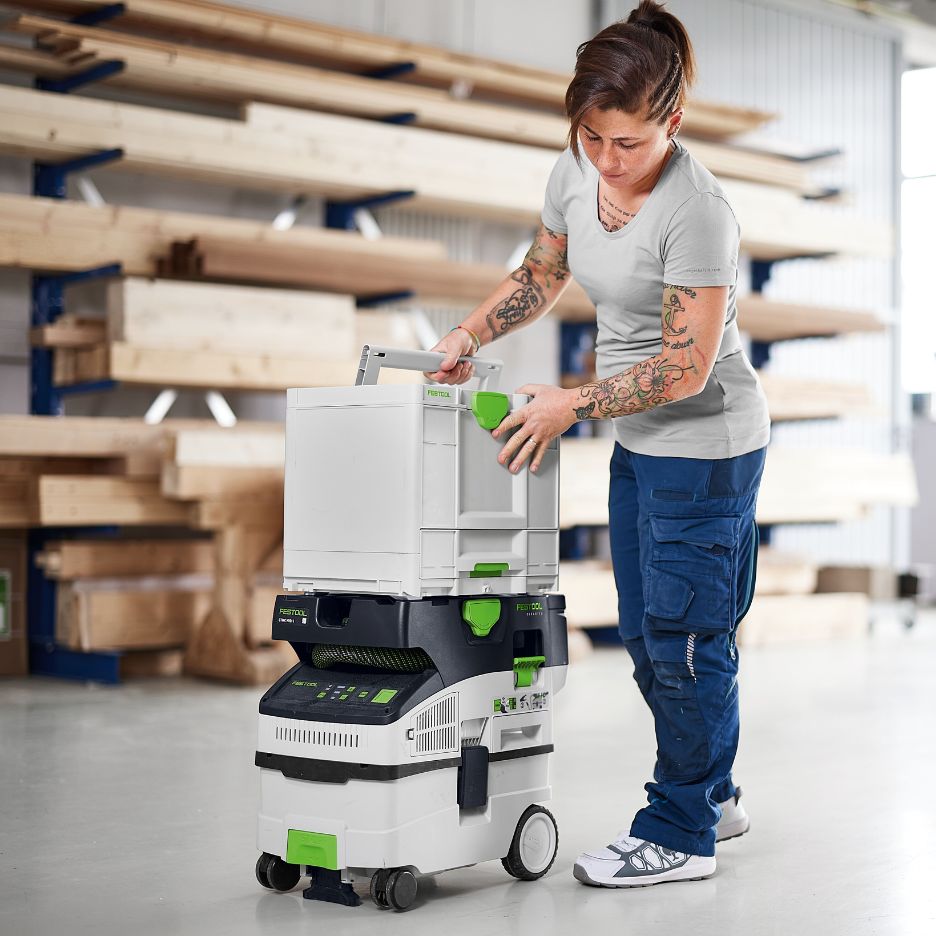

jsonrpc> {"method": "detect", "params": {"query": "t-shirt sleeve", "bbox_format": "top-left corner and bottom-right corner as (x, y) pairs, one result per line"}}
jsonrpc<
(662, 193), (739, 287)
(541, 150), (570, 234)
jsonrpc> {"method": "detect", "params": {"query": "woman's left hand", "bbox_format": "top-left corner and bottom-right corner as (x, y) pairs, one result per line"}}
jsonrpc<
(492, 384), (579, 473)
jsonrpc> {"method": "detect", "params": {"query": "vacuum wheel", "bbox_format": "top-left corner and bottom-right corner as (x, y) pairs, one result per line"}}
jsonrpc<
(501, 805), (559, 881)
(370, 867), (418, 911)
(255, 852), (301, 892)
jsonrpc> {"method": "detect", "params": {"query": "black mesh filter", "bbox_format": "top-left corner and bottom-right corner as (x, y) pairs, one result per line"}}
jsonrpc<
(311, 644), (434, 673)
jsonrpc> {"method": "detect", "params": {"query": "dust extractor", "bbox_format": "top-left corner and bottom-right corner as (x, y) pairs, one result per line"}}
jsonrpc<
(254, 347), (569, 911)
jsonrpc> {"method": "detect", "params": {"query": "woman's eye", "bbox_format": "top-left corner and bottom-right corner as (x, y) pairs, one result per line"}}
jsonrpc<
(618, 142), (638, 150)
(585, 135), (600, 143)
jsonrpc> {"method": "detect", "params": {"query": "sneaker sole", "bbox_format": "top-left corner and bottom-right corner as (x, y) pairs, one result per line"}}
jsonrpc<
(715, 818), (750, 843)
(572, 861), (716, 889)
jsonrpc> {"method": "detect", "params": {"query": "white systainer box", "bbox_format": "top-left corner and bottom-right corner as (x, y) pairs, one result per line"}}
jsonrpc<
(283, 348), (559, 597)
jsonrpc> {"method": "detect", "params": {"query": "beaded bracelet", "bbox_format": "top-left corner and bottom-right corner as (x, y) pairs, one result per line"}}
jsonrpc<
(450, 324), (481, 353)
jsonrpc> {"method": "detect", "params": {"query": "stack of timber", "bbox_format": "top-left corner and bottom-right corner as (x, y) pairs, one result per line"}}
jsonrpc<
(0, 85), (891, 259)
(0, 193), (596, 318)
(0, 13), (832, 196)
(557, 548), (849, 635)
(0, 416), (297, 684)
(559, 437), (919, 528)
(7, 0), (774, 140)
(43, 276), (422, 392)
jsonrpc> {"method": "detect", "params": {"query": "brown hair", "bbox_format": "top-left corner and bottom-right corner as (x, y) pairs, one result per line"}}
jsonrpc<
(566, 0), (696, 161)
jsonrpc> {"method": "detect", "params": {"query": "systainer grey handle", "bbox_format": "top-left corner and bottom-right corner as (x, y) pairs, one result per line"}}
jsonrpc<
(355, 345), (503, 391)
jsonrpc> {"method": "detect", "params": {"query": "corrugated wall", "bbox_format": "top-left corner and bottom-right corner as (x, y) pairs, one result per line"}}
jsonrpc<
(602, 0), (908, 566)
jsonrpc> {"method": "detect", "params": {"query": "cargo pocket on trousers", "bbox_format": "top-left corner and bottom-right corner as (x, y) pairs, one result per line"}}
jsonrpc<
(645, 514), (741, 633)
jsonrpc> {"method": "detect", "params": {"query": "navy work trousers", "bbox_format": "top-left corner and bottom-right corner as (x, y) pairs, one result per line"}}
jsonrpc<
(608, 442), (766, 857)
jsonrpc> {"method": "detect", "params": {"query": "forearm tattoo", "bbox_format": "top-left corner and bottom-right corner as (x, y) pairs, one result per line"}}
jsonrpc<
(572, 284), (708, 420)
(485, 264), (545, 341)
(484, 224), (570, 342)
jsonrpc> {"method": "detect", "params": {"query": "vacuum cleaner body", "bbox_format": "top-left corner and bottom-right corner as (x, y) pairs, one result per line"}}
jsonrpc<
(256, 348), (568, 909)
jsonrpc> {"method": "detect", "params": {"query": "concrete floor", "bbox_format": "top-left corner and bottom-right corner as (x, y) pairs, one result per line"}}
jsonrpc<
(2, 614), (935, 936)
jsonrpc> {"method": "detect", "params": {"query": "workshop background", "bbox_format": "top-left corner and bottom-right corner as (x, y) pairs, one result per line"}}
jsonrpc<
(0, 0), (934, 934)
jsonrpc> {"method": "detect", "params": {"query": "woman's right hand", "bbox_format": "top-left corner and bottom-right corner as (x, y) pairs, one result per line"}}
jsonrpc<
(424, 327), (477, 385)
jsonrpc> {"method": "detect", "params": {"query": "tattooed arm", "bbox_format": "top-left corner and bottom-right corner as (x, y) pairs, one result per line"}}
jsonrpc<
(573, 284), (727, 419)
(491, 284), (728, 473)
(425, 224), (571, 384)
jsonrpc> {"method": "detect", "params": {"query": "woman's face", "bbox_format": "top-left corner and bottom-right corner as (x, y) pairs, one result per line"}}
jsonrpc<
(578, 106), (681, 191)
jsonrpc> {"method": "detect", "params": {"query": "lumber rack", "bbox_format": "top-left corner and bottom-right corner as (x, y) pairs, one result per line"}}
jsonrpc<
(28, 46), (128, 681)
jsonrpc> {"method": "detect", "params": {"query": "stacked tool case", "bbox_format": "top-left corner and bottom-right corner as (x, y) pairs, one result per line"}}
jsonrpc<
(255, 348), (568, 911)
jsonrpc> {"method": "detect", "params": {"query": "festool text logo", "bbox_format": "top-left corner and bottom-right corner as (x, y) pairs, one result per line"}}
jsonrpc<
(279, 608), (306, 616)
(426, 389), (451, 398)
(516, 602), (544, 612)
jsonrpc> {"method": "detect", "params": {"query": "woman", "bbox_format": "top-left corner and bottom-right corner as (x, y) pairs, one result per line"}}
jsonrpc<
(427, 0), (769, 888)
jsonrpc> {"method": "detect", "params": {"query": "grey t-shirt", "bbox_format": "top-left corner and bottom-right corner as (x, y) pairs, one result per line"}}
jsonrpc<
(542, 141), (770, 459)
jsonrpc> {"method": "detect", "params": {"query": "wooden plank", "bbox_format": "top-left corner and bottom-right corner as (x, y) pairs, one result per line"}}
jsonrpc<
(757, 374), (876, 422)
(558, 560), (617, 629)
(0, 86), (892, 256)
(559, 439), (919, 527)
(36, 538), (214, 579)
(757, 449), (918, 524)
(30, 316), (106, 348)
(55, 342), (364, 391)
(0, 191), (445, 276)
(189, 497), (283, 531)
(0, 479), (36, 528)
(815, 565), (898, 601)
(737, 593), (869, 647)
(737, 293), (886, 341)
(6, 1), (775, 135)
(120, 649), (184, 678)
(36, 475), (192, 526)
(108, 277), (357, 355)
(754, 549), (819, 596)
(168, 426), (284, 469)
(56, 580), (210, 650)
(162, 465), (283, 499)
(0, 415), (165, 458)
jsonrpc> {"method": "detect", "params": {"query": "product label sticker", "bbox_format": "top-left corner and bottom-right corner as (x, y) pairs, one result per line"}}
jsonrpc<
(493, 691), (549, 714)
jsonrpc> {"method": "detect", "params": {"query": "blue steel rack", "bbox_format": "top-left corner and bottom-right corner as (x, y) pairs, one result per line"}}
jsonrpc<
(26, 5), (130, 681)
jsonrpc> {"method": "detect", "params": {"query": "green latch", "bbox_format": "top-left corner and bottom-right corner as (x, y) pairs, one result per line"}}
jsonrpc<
(286, 830), (338, 870)
(470, 562), (508, 579)
(462, 598), (501, 638)
(471, 391), (510, 430)
(513, 655), (546, 688)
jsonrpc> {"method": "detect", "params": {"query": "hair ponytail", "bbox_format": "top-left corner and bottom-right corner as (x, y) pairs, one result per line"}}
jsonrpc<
(566, 0), (696, 161)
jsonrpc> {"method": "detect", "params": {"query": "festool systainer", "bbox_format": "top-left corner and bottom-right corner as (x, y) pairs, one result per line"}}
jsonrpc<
(255, 347), (569, 912)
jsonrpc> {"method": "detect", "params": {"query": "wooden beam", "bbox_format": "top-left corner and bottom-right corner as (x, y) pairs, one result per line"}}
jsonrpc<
(36, 475), (192, 526)
(30, 316), (106, 348)
(559, 438), (919, 527)
(108, 277), (357, 355)
(53, 342), (385, 392)
(737, 293), (886, 341)
(0, 415), (165, 458)
(737, 593), (869, 647)
(0, 86), (892, 257)
(37, 538), (214, 579)
(756, 374), (877, 422)
(5, 1), (775, 136)
(56, 581), (210, 650)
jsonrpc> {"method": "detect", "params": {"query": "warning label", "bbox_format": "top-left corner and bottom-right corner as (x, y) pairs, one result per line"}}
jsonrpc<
(493, 691), (549, 715)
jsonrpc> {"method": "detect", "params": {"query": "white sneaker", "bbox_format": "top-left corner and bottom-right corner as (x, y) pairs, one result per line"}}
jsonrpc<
(715, 787), (750, 842)
(573, 834), (716, 888)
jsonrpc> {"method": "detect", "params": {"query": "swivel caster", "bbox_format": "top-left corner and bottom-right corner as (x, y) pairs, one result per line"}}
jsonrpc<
(255, 852), (301, 892)
(502, 804), (559, 881)
(370, 867), (418, 911)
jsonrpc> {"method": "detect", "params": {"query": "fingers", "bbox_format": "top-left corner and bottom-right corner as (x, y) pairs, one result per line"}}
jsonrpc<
(424, 361), (475, 385)
(492, 408), (525, 439)
(504, 435), (538, 473)
(529, 439), (551, 474)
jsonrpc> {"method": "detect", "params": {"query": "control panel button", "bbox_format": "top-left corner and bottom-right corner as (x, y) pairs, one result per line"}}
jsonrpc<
(372, 689), (398, 704)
